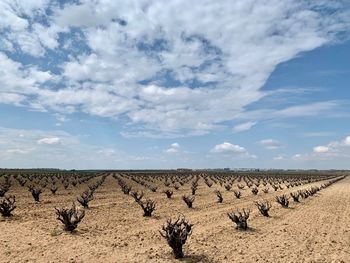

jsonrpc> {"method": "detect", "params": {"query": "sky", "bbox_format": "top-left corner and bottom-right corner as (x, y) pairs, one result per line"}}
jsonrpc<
(0, 0), (350, 170)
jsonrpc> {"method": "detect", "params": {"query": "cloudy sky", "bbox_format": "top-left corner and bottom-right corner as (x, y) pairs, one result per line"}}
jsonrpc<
(1, 0), (350, 169)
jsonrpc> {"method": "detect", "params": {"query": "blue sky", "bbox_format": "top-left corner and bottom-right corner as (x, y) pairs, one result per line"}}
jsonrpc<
(0, 0), (350, 169)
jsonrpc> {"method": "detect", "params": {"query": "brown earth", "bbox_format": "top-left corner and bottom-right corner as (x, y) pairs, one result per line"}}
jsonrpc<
(0, 174), (349, 263)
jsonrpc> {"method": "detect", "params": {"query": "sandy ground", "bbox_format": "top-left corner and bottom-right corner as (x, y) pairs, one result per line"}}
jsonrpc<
(0, 173), (349, 263)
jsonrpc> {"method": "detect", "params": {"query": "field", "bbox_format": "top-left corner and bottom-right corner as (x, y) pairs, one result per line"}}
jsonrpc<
(0, 170), (349, 263)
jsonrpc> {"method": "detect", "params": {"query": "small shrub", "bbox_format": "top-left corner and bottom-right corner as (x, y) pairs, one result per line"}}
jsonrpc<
(130, 191), (144, 203)
(227, 209), (250, 230)
(204, 179), (213, 188)
(309, 187), (319, 196)
(0, 183), (10, 197)
(163, 189), (173, 199)
(149, 186), (157, 192)
(18, 178), (27, 187)
(191, 181), (198, 195)
(290, 192), (300, 202)
(0, 195), (16, 217)
(77, 190), (94, 208)
(50, 185), (58, 195)
(138, 199), (156, 217)
(89, 183), (99, 192)
(182, 195), (195, 208)
(121, 184), (132, 195)
(299, 190), (309, 199)
(63, 181), (69, 189)
(276, 194), (289, 208)
(28, 186), (43, 202)
(55, 203), (85, 232)
(160, 216), (193, 259)
(233, 190), (241, 199)
(191, 185), (197, 195)
(215, 190), (223, 203)
(251, 187), (258, 195)
(224, 184), (232, 191)
(255, 200), (272, 217)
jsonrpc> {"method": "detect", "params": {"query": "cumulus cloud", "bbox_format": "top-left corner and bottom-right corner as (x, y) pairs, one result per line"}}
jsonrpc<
(165, 142), (180, 153)
(292, 134), (350, 161)
(260, 139), (282, 150)
(292, 154), (303, 161)
(210, 142), (256, 159)
(210, 142), (246, 154)
(165, 148), (178, 153)
(0, 1), (349, 136)
(171, 143), (180, 149)
(313, 146), (329, 153)
(345, 136), (350, 146)
(317, 135), (350, 154)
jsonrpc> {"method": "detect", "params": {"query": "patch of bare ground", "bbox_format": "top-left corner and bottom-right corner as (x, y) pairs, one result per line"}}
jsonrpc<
(0, 173), (349, 263)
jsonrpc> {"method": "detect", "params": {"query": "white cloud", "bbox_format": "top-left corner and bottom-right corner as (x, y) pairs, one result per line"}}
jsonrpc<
(6, 148), (32, 154)
(239, 101), (340, 122)
(9, 31), (45, 57)
(277, 101), (339, 118)
(211, 142), (246, 154)
(233, 121), (256, 133)
(292, 134), (350, 161)
(313, 145), (329, 153)
(274, 155), (286, 161)
(0, 92), (26, 105)
(0, 52), (54, 103)
(292, 154), (302, 161)
(210, 142), (257, 159)
(0, 1), (349, 136)
(260, 139), (282, 150)
(345, 136), (350, 146)
(323, 135), (350, 151)
(97, 148), (116, 157)
(37, 137), (60, 145)
(0, 126), (160, 169)
(171, 143), (180, 148)
(54, 114), (70, 126)
(0, 1), (63, 57)
(165, 148), (178, 153)
(0, 127), (81, 166)
(32, 23), (61, 50)
(165, 142), (181, 153)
